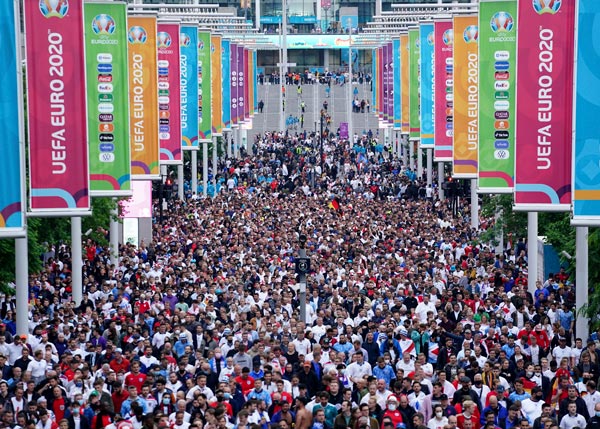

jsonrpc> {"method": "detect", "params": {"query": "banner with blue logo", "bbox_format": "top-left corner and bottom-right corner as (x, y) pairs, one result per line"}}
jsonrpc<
(180, 25), (198, 149)
(419, 22), (435, 148)
(222, 40), (231, 130)
(0, 0), (25, 235)
(393, 38), (401, 131)
(372, 49), (376, 115)
(572, 0), (600, 224)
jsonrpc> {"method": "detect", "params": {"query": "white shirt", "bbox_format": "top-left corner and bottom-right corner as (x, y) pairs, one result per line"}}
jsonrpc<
(27, 358), (47, 378)
(584, 390), (600, 417)
(345, 361), (372, 386)
(520, 398), (543, 423)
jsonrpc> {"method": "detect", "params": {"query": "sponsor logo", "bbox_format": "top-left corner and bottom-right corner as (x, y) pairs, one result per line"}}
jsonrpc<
(158, 68), (169, 76)
(128, 26), (147, 44)
(495, 61), (510, 71)
(495, 131), (509, 139)
(446, 130), (453, 137)
(159, 89), (169, 96)
(157, 32), (172, 48)
(427, 32), (434, 46)
(99, 152), (115, 162)
(99, 143), (114, 152)
(158, 96), (170, 104)
(180, 33), (191, 47)
(98, 83), (113, 93)
(98, 74), (112, 83)
(445, 65), (453, 73)
(494, 111), (510, 120)
(445, 79), (453, 87)
(98, 103), (114, 114)
(159, 132), (170, 139)
(159, 111), (170, 119)
(533, 0), (562, 15)
(494, 100), (510, 110)
(159, 125), (170, 133)
(442, 29), (453, 46)
(494, 81), (510, 91)
(92, 14), (116, 35)
(495, 71), (510, 80)
(494, 51), (510, 61)
(39, 0), (69, 19)
(494, 149), (510, 159)
(159, 104), (169, 111)
(494, 140), (510, 149)
(495, 91), (509, 100)
(446, 57), (454, 65)
(446, 101), (453, 108)
(158, 76), (169, 83)
(463, 25), (479, 43)
(99, 123), (114, 133)
(490, 11), (514, 33)
(97, 53), (112, 63)
(445, 108), (453, 116)
(159, 118), (170, 125)
(157, 60), (169, 68)
(446, 116), (453, 123)
(495, 120), (509, 130)
(158, 82), (170, 90)
(98, 94), (113, 103)
(99, 134), (114, 142)
(99, 113), (113, 122)
(446, 93), (454, 101)
(97, 63), (112, 73)
(446, 123), (453, 130)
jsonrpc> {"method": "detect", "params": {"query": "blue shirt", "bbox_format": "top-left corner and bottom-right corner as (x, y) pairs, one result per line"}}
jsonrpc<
(120, 397), (148, 418)
(372, 364), (396, 388)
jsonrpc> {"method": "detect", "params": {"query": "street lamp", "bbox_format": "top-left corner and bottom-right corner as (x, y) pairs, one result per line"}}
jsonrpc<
(320, 110), (325, 172)
(295, 234), (310, 323)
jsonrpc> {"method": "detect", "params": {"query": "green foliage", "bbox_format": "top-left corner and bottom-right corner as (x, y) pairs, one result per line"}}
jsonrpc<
(581, 228), (600, 330)
(480, 194), (527, 246)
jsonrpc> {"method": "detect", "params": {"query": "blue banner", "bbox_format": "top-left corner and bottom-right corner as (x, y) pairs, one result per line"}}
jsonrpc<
(372, 49), (376, 114)
(419, 22), (435, 148)
(393, 38), (401, 130)
(0, 0), (24, 235)
(222, 40), (231, 130)
(180, 26), (198, 149)
(573, 0), (600, 223)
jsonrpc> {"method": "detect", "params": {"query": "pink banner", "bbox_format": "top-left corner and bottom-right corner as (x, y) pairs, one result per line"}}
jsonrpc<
(434, 20), (453, 161)
(514, 0), (575, 210)
(24, 0), (90, 212)
(230, 43), (239, 127)
(120, 180), (152, 218)
(378, 47), (384, 120)
(157, 23), (181, 164)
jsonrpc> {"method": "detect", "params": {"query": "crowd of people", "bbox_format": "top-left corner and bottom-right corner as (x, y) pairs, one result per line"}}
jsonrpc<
(2, 130), (597, 429)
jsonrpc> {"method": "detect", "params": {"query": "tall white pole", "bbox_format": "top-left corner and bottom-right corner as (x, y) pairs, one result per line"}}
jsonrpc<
(15, 238), (29, 336)
(191, 150), (198, 196)
(527, 212), (538, 295)
(212, 136), (218, 186)
(226, 131), (232, 158)
(576, 227), (589, 341)
(417, 146), (423, 179)
(470, 179), (479, 229)
(402, 135), (408, 167)
(438, 162), (445, 200)
(203, 141), (209, 197)
(110, 200), (119, 266)
(347, 19), (353, 141)
(177, 164), (184, 200)
(426, 148), (433, 186)
(234, 128), (240, 158)
(409, 139), (415, 171)
(71, 217), (83, 306)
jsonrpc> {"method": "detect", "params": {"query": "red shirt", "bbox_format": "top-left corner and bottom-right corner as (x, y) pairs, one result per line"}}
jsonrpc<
(235, 375), (255, 395)
(110, 357), (131, 374)
(112, 390), (129, 415)
(383, 409), (404, 428)
(457, 414), (480, 429)
(52, 397), (67, 422)
(125, 372), (147, 392)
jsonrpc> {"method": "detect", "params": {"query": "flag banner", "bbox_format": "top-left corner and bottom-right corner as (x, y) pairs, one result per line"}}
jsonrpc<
(237, 45), (246, 123)
(572, 0), (600, 224)
(378, 47), (384, 119)
(222, 40), (231, 130)
(157, 22), (182, 164)
(84, 2), (131, 196)
(393, 38), (401, 130)
(382, 45), (388, 121)
(420, 22), (435, 148)
(514, 0), (575, 211)
(198, 31), (212, 141)
(119, 180), (152, 218)
(128, 16), (160, 180)
(211, 34), (223, 136)
(386, 42), (394, 126)
(409, 28), (421, 139)
(243, 48), (250, 121)
(452, 15), (479, 178)
(25, 0), (90, 212)
(400, 34), (410, 134)
(0, 0), (25, 235)
(180, 25), (199, 150)
(434, 20), (454, 161)
(372, 49), (377, 115)
(253, 50), (258, 115)
(478, 0), (517, 193)
(230, 42), (239, 127)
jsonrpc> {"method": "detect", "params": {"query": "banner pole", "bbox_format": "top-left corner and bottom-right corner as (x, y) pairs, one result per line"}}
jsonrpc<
(426, 148), (433, 187)
(192, 150), (198, 197)
(71, 217), (83, 306)
(203, 141), (209, 197)
(527, 212), (538, 295)
(110, 200), (119, 266)
(15, 237), (29, 336)
(177, 164), (184, 200)
(212, 137), (218, 186)
(575, 227), (589, 341)
(417, 146), (423, 180)
(438, 162), (445, 201)
(470, 179), (479, 229)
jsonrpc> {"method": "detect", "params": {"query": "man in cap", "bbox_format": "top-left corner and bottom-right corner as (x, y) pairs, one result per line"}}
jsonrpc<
(452, 377), (481, 412)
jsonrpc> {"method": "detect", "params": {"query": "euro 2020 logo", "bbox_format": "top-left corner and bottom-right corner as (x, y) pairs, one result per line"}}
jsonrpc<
(490, 11), (514, 33)
(128, 26), (147, 44)
(532, 0), (561, 14)
(180, 33), (191, 48)
(427, 32), (434, 46)
(463, 25), (479, 43)
(39, 0), (68, 18)
(157, 32), (172, 48)
(442, 29), (453, 46)
(92, 14), (116, 35)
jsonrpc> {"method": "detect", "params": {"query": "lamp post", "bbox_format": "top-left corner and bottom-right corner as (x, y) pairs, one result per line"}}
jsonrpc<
(296, 234), (309, 323)
(346, 17), (353, 143)
(320, 111), (324, 172)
